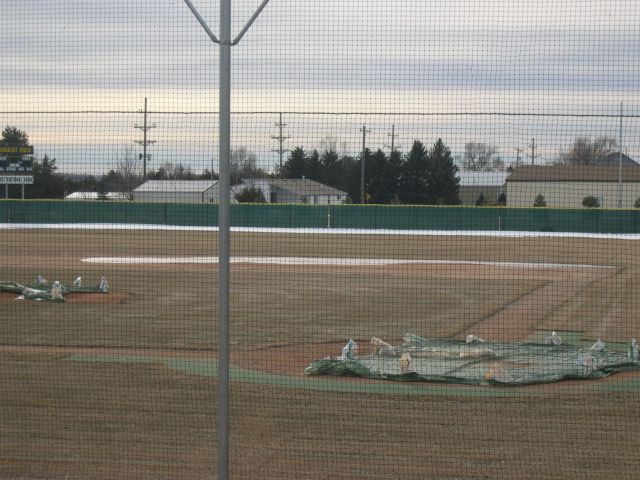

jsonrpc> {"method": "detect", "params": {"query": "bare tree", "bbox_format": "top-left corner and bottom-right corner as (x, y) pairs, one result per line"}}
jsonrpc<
(230, 147), (266, 183)
(463, 142), (500, 171)
(560, 136), (617, 165)
(115, 148), (143, 200)
(319, 136), (338, 153)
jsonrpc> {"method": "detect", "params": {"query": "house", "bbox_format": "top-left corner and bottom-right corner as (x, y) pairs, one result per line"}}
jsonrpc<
(457, 171), (509, 205)
(506, 165), (640, 208)
(133, 180), (222, 203)
(131, 178), (348, 204)
(238, 178), (348, 204)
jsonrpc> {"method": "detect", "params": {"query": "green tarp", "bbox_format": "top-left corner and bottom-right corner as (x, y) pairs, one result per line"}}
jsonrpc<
(0, 277), (108, 302)
(305, 334), (640, 386)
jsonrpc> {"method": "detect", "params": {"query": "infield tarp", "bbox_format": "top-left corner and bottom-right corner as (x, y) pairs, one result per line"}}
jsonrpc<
(305, 334), (640, 386)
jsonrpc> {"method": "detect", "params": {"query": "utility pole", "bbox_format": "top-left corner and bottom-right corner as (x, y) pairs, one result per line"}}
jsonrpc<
(360, 124), (370, 204)
(182, 2), (270, 479)
(134, 97), (156, 178)
(271, 112), (290, 177)
(528, 138), (540, 165)
(514, 147), (522, 167)
(384, 124), (399, 152)
(618, 102), (623, 208)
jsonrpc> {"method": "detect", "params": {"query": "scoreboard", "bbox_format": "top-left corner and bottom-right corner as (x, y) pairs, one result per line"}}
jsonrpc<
(0, 145), (34, 184)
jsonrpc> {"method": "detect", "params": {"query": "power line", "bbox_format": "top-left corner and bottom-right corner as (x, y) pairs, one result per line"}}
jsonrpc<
(5, 110), (640, 118)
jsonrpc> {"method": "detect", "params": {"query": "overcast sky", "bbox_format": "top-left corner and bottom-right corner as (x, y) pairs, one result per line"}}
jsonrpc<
(1, 0), (639, 173)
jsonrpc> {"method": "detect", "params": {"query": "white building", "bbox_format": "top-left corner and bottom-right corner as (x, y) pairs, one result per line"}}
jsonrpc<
(131, 178), (348, 204)
(64, 191), (127, 201)
(506, 165), (640, 208)
(133, 180), (222, 203)
(458, 171), (509, 205)
(238, 178), (348, 204)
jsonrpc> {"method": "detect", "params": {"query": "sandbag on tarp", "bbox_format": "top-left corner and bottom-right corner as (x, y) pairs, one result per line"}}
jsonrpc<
(0, 276), (109, 302)
(24, 276), (109, 294)
(21, 287), (65, 302)
(305, 334), (640, 386)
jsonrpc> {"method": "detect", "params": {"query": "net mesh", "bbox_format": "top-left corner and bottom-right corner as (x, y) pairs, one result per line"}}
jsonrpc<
(2, 0), (640, 479)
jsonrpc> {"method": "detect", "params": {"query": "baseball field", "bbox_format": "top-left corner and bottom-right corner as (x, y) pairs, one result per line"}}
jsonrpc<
(1, 227), (640, 479)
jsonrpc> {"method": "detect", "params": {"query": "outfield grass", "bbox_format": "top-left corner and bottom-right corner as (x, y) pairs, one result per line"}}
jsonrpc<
(1, 229), (639, 479)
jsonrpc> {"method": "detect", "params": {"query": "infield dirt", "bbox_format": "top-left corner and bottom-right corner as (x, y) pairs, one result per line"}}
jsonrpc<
(1, 229), (640, 479)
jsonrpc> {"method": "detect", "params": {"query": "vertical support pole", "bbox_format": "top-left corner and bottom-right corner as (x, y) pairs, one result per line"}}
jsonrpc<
(527, 139), (540, 165)
(360, 125), (369, 204)
(218, 0), (231, 478)
(143, 97), (148, 179)
(618, 102), (623, 209)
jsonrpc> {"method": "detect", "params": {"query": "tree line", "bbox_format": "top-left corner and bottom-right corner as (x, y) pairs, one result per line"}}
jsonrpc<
(277, 138), (461, 204)
(0, 124), (630, 202)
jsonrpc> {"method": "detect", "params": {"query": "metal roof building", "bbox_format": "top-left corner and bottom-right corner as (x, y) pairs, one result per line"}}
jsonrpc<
(133, 180), (220, 203)
(65, 191), (127, 201)
(506, 165), (640, 208)
(457, 171), (509, 205)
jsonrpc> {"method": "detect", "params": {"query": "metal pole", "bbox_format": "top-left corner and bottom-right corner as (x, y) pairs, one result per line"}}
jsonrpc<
(218, 0), (231, 477)
(271, 113), (289, 177)
(527, 138), (540, 165)
(278, 113), (284, 175)
(143, 98), (148, 178)
(181, 4), (270, 479)
(389, 124), (395, 152)
(134, 97), (156, 179)
(618, 102), (623, 208)
(360, 125), (369, 204)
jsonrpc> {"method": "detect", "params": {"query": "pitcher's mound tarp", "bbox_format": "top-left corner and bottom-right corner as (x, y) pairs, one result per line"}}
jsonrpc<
(0, 276), (109, 302)
(305, 334), (640, 386)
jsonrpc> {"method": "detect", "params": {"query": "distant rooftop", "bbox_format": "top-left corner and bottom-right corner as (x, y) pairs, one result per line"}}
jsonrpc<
(507, 165), (640, 182)
(267, 178), (347, 196)
(593, 152), (637, 166)
(458, 171), (509, 187)
(65, 191), (126, 200)
(133, 180), (217, 193)
(242, 178), (348, 196)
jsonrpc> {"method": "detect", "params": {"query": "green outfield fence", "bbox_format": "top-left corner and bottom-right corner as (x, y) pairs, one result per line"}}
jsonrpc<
(2, 200), (640, 233)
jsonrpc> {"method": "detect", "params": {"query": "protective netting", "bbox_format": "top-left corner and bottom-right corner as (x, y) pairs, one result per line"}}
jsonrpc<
(306, 334), (640, 385)
(3, 0), (640, 479)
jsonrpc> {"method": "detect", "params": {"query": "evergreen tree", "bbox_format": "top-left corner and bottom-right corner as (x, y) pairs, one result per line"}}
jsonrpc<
(367, 149), (402, 203)
(279, 146), (308, 178)
(320, 148), (341, 188)
(533, 194), (547, 207)
(337, 155), (360, 202)
(582, 196), (600, 208)
(32, 155), (65, 198)
(399, 140), (430, 204)
(306, 150), (323, 183)
(235, 185), (266, 203)
(427, 138), (460, 205)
